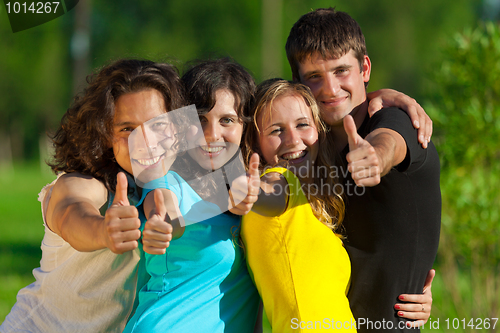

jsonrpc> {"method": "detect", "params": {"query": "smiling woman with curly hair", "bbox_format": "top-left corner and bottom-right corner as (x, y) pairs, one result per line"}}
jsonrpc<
(49, 58), (185, 192)
(0, 58), (185, 333)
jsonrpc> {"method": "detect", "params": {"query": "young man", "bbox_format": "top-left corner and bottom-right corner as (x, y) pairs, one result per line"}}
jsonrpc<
(286, 8), (441, 332)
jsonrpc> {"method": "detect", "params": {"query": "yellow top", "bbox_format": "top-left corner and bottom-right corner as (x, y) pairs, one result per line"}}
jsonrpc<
(241, 167), (356, 332)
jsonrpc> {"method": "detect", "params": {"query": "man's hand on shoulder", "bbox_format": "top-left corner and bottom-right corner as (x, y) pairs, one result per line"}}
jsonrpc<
(367, 88), (432, 148)
(251, 170), (287, 217)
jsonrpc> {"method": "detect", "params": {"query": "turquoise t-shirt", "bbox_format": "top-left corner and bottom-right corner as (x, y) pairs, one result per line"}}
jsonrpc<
(124, 171), (260, 333)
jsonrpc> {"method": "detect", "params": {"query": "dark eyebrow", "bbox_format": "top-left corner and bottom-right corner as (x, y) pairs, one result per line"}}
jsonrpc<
(114, 121), (136, 128)
(302, 64), (353, 78)
(334, 64), (353, 70)
(220, 113), (238, 118)
(302, 70), (321, 78)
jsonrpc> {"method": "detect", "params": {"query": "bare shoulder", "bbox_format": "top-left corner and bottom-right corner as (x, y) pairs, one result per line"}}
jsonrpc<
(52, 173), (108, 206)
(252, 171), (288, 217)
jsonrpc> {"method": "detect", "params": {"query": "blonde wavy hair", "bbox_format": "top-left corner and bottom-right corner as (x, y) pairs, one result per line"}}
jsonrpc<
(243, 78), (345, 231)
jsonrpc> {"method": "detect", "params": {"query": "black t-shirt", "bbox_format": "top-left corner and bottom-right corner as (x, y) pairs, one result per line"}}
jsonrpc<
(340, 108), (441, 332)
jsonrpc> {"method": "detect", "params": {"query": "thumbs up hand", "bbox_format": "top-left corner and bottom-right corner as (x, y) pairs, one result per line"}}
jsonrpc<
(103, 172), (141, 254)
(142, 189), (173, 255)
(344, 115), (381, 187)
(229, 153), (261, 215)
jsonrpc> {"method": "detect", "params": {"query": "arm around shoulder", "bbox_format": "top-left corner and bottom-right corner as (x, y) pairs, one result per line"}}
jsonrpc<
(251, 172), (288, 217)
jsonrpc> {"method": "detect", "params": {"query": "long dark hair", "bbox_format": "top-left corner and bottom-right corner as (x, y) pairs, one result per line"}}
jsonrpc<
(48, 59), (185, 192)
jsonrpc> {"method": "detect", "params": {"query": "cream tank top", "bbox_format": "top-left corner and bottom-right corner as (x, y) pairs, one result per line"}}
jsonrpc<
(0, 177), (141, 333)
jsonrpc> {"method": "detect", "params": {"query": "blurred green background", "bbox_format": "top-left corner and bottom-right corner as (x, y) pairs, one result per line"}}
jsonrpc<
(1, 0), (499, 331)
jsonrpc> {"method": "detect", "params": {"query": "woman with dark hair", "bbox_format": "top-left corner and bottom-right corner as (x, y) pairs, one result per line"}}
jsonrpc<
(123, 58), (261, 333)
(0, 59), (185, 333)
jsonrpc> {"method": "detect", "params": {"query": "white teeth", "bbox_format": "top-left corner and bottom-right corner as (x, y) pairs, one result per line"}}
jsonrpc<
(282, 151), (306, 160)
(136, 155), (161, 166)
(200, 146), (224, 153)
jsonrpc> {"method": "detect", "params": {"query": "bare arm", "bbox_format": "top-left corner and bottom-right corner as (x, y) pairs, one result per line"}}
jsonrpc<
(367, 89), (432, 148)
(46, 172), (141, 253)
(364, 128), (406, 176)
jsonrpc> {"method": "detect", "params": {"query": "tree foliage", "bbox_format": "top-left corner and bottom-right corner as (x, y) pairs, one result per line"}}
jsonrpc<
(0, 0), (481, 160)
(425, 21), (500, 321)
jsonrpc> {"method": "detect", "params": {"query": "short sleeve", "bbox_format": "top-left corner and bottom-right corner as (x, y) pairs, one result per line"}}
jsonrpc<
(366, 107), (427, 172)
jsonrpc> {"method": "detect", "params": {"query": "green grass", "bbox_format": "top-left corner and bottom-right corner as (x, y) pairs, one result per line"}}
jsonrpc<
(0, 163), (55, 323)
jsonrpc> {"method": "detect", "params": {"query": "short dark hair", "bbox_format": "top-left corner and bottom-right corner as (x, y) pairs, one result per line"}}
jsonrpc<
(48, 59), (185, 192)
(181, 57), (255, 124)
(286, 8), (367, 79)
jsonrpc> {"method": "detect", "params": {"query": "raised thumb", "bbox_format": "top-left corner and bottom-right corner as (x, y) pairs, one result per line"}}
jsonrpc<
(153, 189), (167, 219)
(112, 172), (130, 206)
(344, 115), (361, 151)
(248, 153), (260, 194)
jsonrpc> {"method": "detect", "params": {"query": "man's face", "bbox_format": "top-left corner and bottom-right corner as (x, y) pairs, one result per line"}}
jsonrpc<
(297, 50), (371, 127)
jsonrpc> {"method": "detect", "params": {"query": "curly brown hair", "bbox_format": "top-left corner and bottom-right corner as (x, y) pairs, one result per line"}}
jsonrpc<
(48, 59), (185, 192)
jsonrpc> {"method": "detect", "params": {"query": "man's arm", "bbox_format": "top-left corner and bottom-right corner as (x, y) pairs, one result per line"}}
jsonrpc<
(46, 172), (141, 253)
(367, 89), (432, 148)
(344, 115), (406, 187)
(364, 127), (406, 176)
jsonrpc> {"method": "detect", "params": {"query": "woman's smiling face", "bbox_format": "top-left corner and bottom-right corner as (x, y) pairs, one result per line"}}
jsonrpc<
(258, 93), (319, 175)
(113, 89), (176, 182)
(187, 89), (243, 171)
